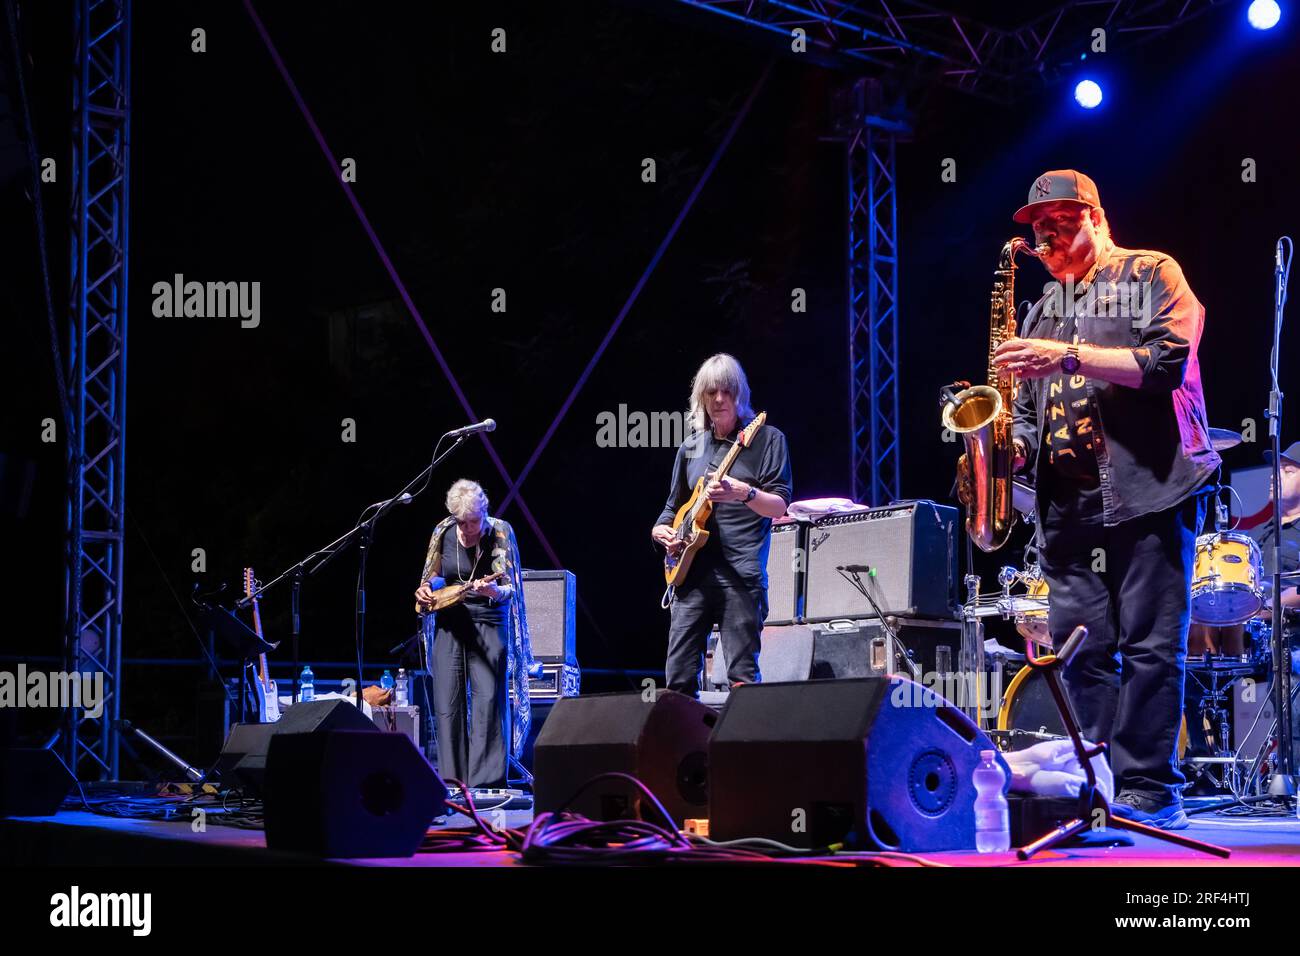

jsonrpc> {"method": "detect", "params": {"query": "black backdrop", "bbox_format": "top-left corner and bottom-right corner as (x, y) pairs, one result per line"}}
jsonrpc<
(4, 1), (1298, 758)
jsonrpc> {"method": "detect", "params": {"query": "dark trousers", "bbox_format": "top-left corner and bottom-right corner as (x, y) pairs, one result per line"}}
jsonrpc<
(665, 583), (767, 697)
(432, 611), (507, 789)
(1040, 493), (1205, 803)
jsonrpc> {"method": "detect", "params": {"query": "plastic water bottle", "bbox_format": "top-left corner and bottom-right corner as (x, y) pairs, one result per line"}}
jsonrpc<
(395, 668), (409, 707)
(299, 666), (315, 702)
(973, 749), (1010, 853)
(381, 670), (395, 699)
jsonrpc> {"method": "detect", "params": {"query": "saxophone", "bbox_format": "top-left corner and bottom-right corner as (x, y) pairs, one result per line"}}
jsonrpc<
(942, 238), (1048, 552)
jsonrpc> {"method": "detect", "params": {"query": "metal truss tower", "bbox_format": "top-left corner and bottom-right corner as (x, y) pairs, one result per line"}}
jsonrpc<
(64, 0), (131, 779)
(846, 114), (904, 505)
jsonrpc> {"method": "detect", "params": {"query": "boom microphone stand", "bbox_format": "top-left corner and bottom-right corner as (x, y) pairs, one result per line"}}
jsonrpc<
(240, 425), (484, 712)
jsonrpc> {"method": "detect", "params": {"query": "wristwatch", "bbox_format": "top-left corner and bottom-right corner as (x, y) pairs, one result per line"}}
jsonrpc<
(1061, 345), (1081, 374)
(743, 484), (758, 504)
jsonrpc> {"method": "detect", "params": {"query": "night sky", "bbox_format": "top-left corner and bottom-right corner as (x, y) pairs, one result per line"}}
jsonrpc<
(5, 1), (1299, 760)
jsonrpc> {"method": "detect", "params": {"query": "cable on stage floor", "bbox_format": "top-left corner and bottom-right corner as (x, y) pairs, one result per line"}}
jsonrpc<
(63, 783), (266, 830)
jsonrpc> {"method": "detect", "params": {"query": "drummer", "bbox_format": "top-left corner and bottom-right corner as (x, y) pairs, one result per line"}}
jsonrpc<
(1190, 441), (1300, 661)
(1251, 440), (1300, 617)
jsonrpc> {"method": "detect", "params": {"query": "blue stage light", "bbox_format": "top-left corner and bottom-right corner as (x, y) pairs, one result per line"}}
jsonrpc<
(1248, 0), (1281, 30)
(1074, 80), (1103, 109)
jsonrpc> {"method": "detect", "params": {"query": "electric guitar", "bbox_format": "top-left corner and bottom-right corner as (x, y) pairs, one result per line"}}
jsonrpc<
(418, 571), (505, 613)
(662, 412), (767, 589)
(243, 567), (281, 723)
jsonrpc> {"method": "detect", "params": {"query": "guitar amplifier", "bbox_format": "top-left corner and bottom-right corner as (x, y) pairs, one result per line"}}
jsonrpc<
(804, 500), (958, 623)
(522, 569), (577, 664)
(764, 519), (807, 626)
(711, 618), (962, 684)
(528, 661), (581, 700)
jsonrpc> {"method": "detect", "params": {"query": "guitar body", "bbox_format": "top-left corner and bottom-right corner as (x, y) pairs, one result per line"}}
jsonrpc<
(664, 481), (712, 587)
(260, 671), (281, 722)
(246, 662), (280, 723)
(660, 412), (766, 590)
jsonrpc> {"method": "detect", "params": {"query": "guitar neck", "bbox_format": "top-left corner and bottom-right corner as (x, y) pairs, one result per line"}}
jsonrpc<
(713, 440), (744, 481)
(248, 589), (270, 687)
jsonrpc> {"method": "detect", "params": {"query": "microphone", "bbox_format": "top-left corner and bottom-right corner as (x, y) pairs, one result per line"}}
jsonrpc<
(836, 564), (875, 574)
(364, 492), (414, 513)
(446, 419), (496, 439)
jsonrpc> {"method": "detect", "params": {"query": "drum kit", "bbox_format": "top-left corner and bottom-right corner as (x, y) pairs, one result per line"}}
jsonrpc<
(971, 426), (1298, 794)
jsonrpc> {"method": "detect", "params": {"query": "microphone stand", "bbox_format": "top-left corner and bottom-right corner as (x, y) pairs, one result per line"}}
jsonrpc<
(239, 431), (473, 711)
(835, 566), (920, 681)
(1265, 237), (1295, 801)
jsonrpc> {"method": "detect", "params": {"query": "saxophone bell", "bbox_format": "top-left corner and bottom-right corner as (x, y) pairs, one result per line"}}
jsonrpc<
(941, 237), (1039, 553)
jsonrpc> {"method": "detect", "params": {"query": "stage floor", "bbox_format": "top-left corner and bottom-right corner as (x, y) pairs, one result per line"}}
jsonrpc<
(5, 801), (1298, 868)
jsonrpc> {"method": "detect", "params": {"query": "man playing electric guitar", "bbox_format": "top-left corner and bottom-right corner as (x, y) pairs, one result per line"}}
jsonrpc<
(651, 353), (792, 697)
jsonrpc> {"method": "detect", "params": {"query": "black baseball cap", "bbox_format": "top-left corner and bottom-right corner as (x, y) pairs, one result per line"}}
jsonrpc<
(1013, 169), (1101, 224)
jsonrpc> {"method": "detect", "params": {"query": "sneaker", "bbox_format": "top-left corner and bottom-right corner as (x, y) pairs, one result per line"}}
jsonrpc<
(1110, 791), (1189, 830)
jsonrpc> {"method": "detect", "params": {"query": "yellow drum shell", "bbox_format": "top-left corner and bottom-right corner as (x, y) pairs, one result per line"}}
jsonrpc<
(1191, 532), (1263, 626)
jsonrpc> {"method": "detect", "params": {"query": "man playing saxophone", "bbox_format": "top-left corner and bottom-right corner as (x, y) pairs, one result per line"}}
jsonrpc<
(992, 170), (1220, 829)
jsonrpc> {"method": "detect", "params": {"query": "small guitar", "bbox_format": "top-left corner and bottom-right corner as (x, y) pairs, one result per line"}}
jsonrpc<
(663, 412), (767, 589)
(243, 567), (281, 723)
(418, 571), (505, 613)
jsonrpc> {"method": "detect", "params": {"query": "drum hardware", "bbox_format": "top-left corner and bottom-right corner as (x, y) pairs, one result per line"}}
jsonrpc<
(1186, 667), (1243, 793)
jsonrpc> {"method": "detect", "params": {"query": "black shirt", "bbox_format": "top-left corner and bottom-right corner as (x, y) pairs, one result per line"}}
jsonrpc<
(1251, 516), (1300, 577)
(655, 423), (793, 588)
(1012, 246), (1221, 532)
(1039, 312), (1103, 526)
(436, 525), (506, 625)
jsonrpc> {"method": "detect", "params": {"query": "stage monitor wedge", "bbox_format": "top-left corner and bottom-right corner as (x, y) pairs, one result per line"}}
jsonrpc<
(708, 677), (1004, 852)
(533, 690), (716, 826)
(263, 729), (447, 858)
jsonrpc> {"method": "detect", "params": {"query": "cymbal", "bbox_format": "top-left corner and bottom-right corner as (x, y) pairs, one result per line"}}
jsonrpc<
(1209, 427), (1243, 451)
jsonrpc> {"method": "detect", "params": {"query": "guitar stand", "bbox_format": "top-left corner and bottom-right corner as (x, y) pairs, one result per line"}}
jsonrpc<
(1015, 625), (1231, 861)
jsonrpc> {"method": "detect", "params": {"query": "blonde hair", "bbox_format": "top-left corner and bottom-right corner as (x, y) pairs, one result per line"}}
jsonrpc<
(446, 479), (489, 520)
(687, 353), (755, 433)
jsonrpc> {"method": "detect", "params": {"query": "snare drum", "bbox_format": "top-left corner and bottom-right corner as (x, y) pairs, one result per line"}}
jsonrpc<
(1191, 532), (1264, 626)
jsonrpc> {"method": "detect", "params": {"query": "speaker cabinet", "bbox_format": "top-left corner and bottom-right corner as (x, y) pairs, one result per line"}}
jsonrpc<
(711, 618), (962, 684)
(215, 698), (376, 794)
(764, 519), (807, 625)
(0, 748), (75, 817)
(709, 678), (1002, 851)
(804, 501), (958, 622)
(264, 730), (446, 858)
(522, 569), (577, 664)
(533, 690), (716, 826)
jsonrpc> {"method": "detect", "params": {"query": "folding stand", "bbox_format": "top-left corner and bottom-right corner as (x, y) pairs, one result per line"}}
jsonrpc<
(1015, 625), (1231, 861)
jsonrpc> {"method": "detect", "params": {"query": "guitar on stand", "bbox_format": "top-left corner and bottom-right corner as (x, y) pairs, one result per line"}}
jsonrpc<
(661, 412), (766, 607)
(243, 567), (281, 722)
